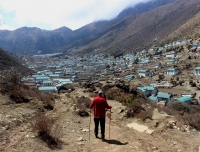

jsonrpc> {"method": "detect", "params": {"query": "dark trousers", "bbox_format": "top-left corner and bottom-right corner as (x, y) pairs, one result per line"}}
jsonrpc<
(94, 118), (105, 138)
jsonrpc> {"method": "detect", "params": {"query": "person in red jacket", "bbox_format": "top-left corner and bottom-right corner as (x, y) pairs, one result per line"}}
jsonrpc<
(89, 90), (112, 140)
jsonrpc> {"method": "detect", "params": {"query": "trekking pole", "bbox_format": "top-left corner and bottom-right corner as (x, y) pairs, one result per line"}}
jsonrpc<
(89, 109), (91, 140)
(109, 109), (111, 139)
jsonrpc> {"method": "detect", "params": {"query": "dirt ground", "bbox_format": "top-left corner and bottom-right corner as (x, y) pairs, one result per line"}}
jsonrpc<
(1, 88), (200, 152)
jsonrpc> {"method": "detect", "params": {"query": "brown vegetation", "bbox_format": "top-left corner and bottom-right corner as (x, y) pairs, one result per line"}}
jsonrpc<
(31, 113), (62, 149)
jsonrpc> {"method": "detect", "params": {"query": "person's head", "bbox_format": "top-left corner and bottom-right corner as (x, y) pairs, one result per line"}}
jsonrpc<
(98, 90), (105, 98)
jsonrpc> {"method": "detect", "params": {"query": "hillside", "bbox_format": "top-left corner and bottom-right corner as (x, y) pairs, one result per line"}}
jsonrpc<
(1, 85), (200, 152)
(0, 0), (176, 55)
(0, 48), (32, 75)
(74, 0), (200, 55)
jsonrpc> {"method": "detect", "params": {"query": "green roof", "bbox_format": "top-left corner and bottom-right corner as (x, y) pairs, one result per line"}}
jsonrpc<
(149, 96), (157, 101)
(195, 67), (200, 70)
(35, 77), (50, 80)
(167, 68), (176, 71)
(139, 70), (148, 73)
(176, 96), (192, 103)
(43, 80), (52, 83)
(157, 92), (171, 99)
(38, 87), (57, 91)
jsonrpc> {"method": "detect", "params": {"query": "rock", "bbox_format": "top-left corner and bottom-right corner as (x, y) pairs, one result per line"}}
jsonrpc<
(77, 137), (84, 141)
(81, 128), (89, 132)
(118, 108), (124, 114)
(2, 126), (9, 130)
(60, 138), (68, 145)
(198, 145), (200, 152)
(25, 134), (30, 138)
(77, 142), (84, 145)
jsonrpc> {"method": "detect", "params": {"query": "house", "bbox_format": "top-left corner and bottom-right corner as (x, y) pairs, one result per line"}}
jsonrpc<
(49, 74), (60, 78)
(35, 76), (50, 83)
(55, 71), (64, 77)
(65, 68), (75, 75)
(167, 68), (179, 75)
(138, 70), (150, 78)
(43, 80), (53, 86)
(125, 75), (135, 81)
(138, 62), (147, 66)
(157, 92), (172, 103)
(72, 75), (79, 82)
(38, 86), (57, 93)
(154, 62), (162, 69)
(194, 67), (200, 75)
(165, 51), (177, 58)
(137, 86), (158, 97)
(167, 60), (176, 64)
(173, 96), (192, 104)
(149, 96), (157, 102)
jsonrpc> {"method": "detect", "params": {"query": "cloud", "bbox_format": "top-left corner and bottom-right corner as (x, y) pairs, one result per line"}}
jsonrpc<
(0, 0), (152, 30)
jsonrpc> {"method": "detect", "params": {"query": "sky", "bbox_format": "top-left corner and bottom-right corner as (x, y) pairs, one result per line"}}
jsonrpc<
(0, 0), (152, 31)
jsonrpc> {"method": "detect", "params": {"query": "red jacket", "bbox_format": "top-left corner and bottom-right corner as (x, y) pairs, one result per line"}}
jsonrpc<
(89, 96), (112, 118)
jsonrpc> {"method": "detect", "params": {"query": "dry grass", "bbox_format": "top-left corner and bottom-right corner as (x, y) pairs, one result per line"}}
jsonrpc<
(31, 112), (63, 149)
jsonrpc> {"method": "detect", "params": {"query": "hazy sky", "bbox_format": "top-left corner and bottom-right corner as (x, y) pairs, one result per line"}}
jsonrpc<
(0, 0), (152, 31)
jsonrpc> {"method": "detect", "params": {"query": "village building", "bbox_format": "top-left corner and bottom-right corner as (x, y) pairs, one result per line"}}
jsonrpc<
(38, 86), (57, 93)
(167, 59), (176, 64)
(194, 67), (200, 75)
(42, 80), (53, 86)
(125, 75), (135, 81)
(167, 68), (179, 75)
(137, 86), (158, 97)
(157, 92), (172, 103)
(138, 70), (151, 77)
(165, 51), (177, 58)
(65, 68), (75, 75)
(173, 96), (192, 104)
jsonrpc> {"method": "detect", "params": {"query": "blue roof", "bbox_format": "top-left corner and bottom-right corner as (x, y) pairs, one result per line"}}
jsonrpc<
(38, 87), (57, 91)
(139, 70), (148, 73)
(157, 92), (171, 99)
(176, 96), (192, 102)
(35, 77), (50, 80)
(149, 96), (157, 101)
(195, 67), (200, 70)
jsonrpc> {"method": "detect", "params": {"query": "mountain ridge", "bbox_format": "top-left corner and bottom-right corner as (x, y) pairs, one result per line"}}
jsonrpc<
(3, 0), (200, 56)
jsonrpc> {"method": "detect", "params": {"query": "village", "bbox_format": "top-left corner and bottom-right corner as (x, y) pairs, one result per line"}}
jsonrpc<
(22, 38), (200, 106)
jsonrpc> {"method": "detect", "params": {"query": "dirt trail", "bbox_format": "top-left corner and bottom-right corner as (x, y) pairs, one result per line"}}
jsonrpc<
(2, 89), (200, 152)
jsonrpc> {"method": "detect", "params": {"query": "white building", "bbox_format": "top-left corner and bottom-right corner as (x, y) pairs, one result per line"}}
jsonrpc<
(138, 70), (151, 77)
(194, 67), (200, 75)
(167, 68), (179, 75)
(65, 68), (75, 75)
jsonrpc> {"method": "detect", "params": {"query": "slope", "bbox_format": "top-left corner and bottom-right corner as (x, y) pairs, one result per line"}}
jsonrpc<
(0, 48), (32, 75)
(73, 0), (200, 55)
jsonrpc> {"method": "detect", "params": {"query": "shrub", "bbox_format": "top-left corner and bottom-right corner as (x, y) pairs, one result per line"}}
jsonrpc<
(125, 100), (145, 118)
(0, 68), (22, 93)
(31, 113), (62, 149)
(76, 96), (91, 117)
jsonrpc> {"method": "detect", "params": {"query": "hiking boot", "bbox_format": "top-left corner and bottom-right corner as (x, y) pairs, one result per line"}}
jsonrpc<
(95, 134), (98, 138)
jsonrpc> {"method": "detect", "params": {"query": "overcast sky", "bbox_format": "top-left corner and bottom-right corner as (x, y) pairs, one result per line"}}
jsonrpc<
(0, 0), (152, 31)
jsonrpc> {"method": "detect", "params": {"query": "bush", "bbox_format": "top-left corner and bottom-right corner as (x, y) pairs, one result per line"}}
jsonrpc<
(31, 113), (62, 149)
(0, 68), (22, 93)
(76, 96), (91, 117)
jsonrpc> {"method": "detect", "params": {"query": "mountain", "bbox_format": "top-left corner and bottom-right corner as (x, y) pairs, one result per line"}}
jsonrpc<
(0, 0), (177, 55)
(0, 48), (32, 75)
(74, 0), (200, 55)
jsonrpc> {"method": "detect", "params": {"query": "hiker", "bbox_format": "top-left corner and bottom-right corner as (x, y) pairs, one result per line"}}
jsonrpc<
(89, 90), (112, 140)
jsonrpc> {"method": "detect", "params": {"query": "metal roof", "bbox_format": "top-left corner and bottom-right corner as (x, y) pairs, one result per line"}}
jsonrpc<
(176, 96), (192, 102)
(157, 92), (171, 99)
